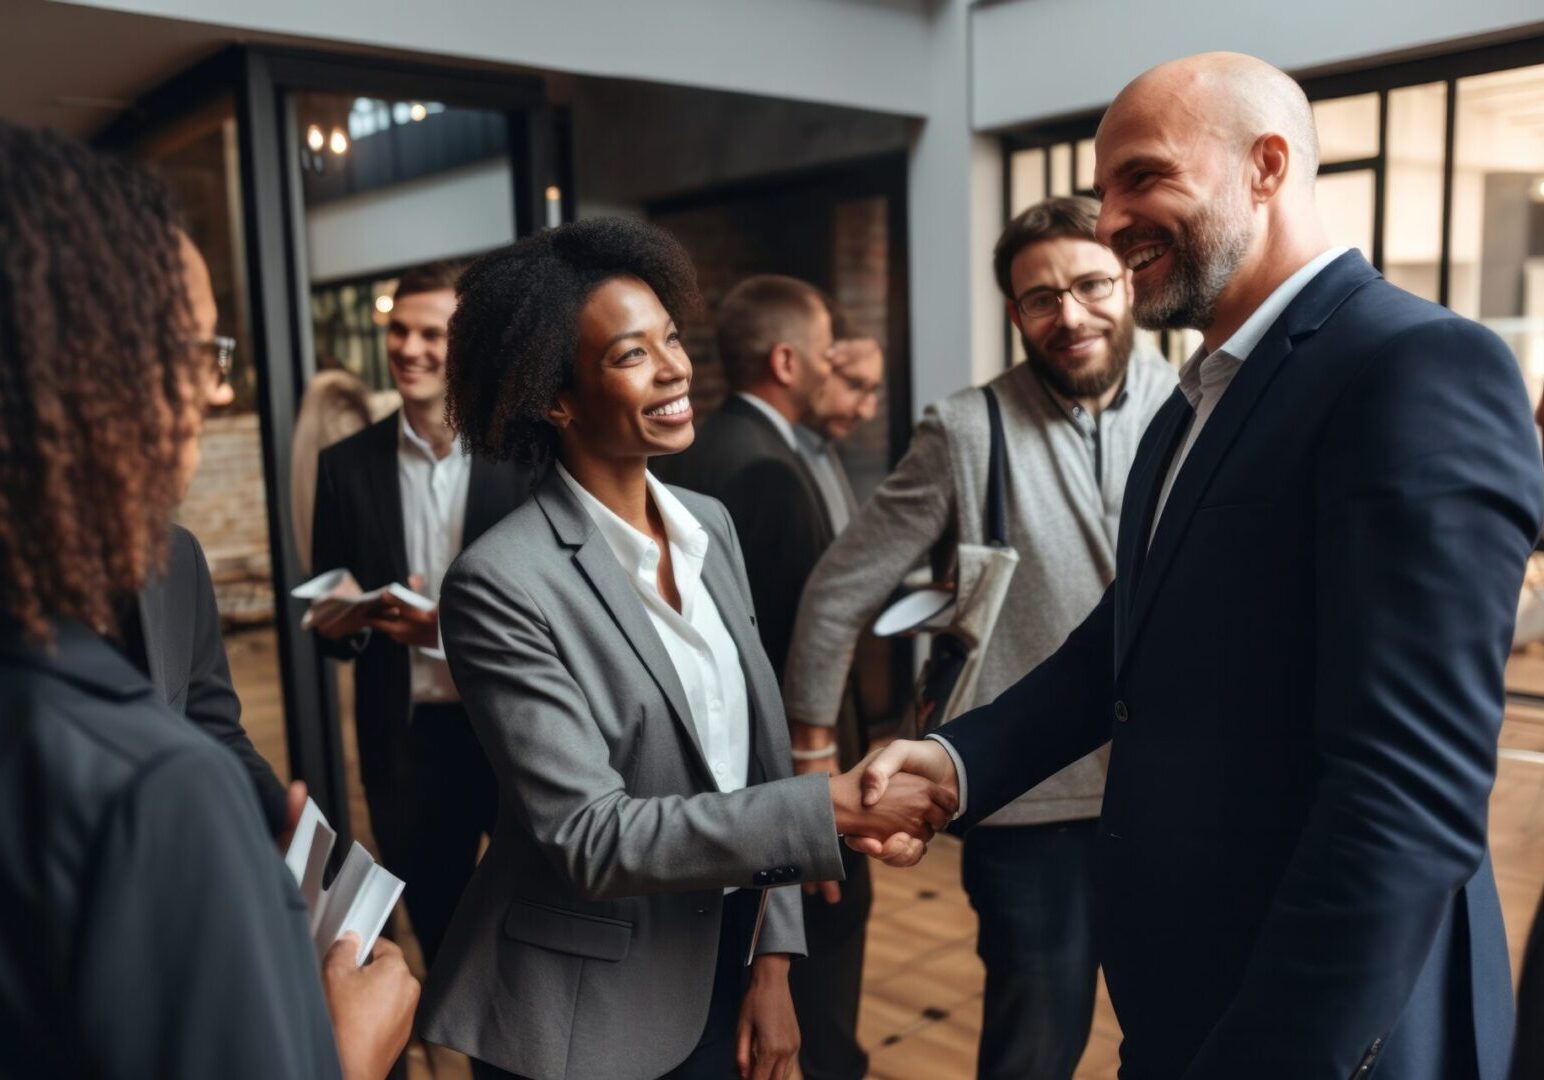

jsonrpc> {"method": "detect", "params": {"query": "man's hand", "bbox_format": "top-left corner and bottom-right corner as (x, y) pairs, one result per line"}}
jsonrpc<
(791, 721), (842, 904)
(735, 954), (800, 1080)
(321, 933), (420, 1080)
(311, 577), (372, 640)
(844, 739), (959, 868)
(366, 574), (440, 649)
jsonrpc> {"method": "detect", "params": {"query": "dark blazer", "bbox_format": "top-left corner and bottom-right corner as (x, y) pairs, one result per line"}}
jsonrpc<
(311, 412), (534, 779)
(654, 393), (833, 677)
(936, 253), (1544, 1080)
(139, 524), (287, 834)
(418, 470), (842, 1080)
(0, 619), (339, 1079)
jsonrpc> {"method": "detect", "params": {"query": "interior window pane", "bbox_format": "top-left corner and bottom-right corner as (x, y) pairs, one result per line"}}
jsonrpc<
(1076, 138), (1096, 192)
(1050, 142), (1073, 197)
(1317, 170), (1376, 261)
(1009, 148), (1046, 216)
(1313, 93), (1380, 164)
(1383, 82), (1447, 302)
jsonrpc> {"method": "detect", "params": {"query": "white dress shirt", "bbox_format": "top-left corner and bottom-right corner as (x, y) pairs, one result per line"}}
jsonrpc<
(555, 462), (751, 794)
(397, 411), (470, 703)
(1149, 246), (1348, 544)
(932, 247), (1349, 815)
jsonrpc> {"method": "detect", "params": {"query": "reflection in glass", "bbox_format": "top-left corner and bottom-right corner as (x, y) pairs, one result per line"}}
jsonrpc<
(1452, 63), (1544, 404)
(1384, 82), (1447, 302)
(1313, 94), (1380, 164)
(1317, 170), (1376, 259)
(1010, 148), (1046, 216)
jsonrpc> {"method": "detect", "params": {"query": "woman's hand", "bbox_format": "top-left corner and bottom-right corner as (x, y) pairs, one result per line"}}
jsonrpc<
(736, 953), (800, 1080)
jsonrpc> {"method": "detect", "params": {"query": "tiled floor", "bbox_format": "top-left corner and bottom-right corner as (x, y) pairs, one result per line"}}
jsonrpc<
(229, 629), (1544, 1079)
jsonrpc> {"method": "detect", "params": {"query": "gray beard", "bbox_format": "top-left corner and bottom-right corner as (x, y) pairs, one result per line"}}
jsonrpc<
(1021, 312), (1136, 401)
(1132, 201), (1252, 332)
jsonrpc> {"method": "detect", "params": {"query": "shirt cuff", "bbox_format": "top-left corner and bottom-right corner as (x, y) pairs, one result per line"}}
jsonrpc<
(924, 733), (968, 820)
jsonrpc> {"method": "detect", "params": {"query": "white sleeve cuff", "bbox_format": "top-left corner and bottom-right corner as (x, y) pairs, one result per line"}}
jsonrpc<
(924, 733), (968, 820)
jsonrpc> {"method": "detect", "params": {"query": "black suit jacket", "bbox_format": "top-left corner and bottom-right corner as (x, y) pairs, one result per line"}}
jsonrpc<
(311, 413), (535, 782)
(0, 619), (339, 1079)
(137, 525), (287, 834)
(655, 394), (834, 677)
(937, 253), (1544, 1079)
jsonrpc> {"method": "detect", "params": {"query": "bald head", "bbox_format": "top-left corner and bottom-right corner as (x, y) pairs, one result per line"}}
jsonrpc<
(1092, 53), (1331, 342)
(1112, 53), (1318, 185)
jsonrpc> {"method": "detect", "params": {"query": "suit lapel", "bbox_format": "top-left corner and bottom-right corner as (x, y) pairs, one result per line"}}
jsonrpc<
(698, 534), (781, 785)
(1117, 251), (1381, 675)
(722, 396), (836, 544)
(368, 414), (410, 581)
(537, 475), (714, 783)
(137, 575), (170, 697)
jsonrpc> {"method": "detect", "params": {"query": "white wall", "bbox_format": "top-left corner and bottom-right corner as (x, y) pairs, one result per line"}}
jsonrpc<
(68, 0), (937, 117)
(305, 158), (514, 283)
(971, 0), (1544, 130)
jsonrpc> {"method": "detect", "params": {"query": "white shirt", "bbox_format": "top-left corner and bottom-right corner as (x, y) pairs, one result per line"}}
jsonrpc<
(397, 411), (470, 703)
(934, 247), (1349, 814)
(555, 461), (751, 794)
(1149, 246), (1348, 545)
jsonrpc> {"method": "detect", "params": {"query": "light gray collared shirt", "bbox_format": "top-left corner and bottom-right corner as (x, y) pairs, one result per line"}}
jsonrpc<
(793, 425), (857, 536)
(1149, 246), (1348, 544)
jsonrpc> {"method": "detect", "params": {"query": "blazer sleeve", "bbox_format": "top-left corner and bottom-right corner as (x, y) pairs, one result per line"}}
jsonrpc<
(76, 744), (340, 1080)
(717, 458), (828, 678)
(440, 552), (846, 902)
(1182, 319), (1544, 1077)
(181, 532), (288, 835)
(933, 581), (1117, 831)
(783, 407), (956, 727)
(309, 448), (368, 661)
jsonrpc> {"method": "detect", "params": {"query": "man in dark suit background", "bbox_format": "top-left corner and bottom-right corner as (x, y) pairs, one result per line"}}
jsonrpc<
(311, 262), (535, 967)
(859, 53), (1543, 1080)
(657, 275), (877, 1080)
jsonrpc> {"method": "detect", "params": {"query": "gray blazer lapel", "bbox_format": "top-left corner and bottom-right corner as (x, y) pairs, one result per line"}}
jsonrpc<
(535, 475), (713, 781)
(698, 536), (782, 785)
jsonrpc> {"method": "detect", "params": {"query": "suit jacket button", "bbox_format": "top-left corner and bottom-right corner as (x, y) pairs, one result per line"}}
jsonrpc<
(1114, 700), (1129, 723)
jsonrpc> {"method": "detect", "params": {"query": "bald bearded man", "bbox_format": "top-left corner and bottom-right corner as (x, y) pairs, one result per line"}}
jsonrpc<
(856, 54), (1542, 1080)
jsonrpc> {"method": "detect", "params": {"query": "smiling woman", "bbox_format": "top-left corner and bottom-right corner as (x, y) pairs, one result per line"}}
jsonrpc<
(420, 217), (956, 1080)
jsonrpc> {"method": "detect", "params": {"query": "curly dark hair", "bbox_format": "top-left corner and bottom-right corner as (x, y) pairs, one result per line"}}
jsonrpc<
(0, 123), (196, 642)
(446, 216), (702, 465)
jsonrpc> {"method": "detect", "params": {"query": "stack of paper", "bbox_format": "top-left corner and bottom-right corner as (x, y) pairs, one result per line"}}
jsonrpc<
(284, 798), (405, 966)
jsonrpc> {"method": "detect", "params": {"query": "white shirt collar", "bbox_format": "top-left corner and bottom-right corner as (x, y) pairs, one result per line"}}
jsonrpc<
(1177, 246), (1349, 408)
(397, 408), (467, 463)
(553, 460), (711, 605)
(736, 392), (799, 451)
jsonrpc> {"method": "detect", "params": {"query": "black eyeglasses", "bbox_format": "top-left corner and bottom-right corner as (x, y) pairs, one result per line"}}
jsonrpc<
(198, 336), (236, 386)
(1014, 277), (1119, 320)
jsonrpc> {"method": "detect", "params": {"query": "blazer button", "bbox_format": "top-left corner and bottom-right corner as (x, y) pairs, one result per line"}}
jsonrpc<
(1114, 701), (1129, 723)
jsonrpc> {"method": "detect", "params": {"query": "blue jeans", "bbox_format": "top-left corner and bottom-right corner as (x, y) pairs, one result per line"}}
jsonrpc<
(961, 820), (1100, 1080)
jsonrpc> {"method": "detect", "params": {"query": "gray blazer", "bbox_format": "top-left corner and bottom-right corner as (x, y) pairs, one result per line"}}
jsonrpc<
(418, 469), (845, 1080)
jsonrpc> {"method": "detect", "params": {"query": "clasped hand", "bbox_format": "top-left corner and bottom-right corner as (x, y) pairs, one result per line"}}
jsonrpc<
(836, 739), (959, 868)
(827, 743), (958, 861)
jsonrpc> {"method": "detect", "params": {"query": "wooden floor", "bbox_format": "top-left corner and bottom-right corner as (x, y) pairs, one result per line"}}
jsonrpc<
(229, 631), (1544, 1079)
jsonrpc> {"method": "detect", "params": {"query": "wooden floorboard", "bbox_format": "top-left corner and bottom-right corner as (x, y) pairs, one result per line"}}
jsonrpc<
(228, 629), (1544, 1079)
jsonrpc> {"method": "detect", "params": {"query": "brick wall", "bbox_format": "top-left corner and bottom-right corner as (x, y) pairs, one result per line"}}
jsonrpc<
(177, 412), (276, 626)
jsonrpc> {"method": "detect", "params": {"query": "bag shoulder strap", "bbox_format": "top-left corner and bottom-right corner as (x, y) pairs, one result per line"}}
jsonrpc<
(983, 386), (1008, 547)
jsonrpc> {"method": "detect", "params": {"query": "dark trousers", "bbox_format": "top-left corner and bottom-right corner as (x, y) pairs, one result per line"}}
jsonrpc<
(1512, 884), (1544, 1079)
(789, 845), (872, 1080)
(471, 889), (760, 1080)
(961, 819), (1100, 1080)
(364, 701), (496, 970)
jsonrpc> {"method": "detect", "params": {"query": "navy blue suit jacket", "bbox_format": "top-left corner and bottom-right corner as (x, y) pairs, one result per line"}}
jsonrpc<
(937, 252), (1544, 1079)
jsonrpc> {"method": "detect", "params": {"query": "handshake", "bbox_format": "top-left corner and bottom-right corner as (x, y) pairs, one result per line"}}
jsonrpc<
(825, 739), (962, 867)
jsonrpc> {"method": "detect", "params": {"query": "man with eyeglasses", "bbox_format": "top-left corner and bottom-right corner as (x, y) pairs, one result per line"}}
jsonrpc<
(783, 196), (1175, 1079)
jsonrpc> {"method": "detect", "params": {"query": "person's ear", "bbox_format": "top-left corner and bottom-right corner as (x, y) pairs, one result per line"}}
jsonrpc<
(1253, 133), (1290, 201)
(1006, 299), (1026, 338)
(768, 343), (797, 389)
(545, 390), (575, 430)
